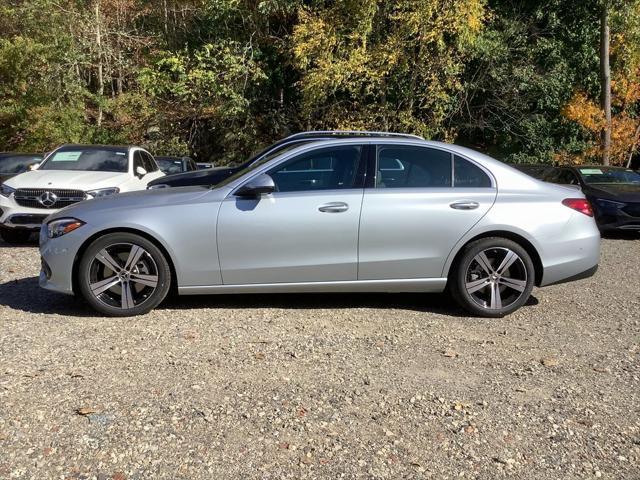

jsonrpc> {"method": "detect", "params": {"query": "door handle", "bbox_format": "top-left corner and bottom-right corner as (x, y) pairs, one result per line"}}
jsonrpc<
(318, 202), (349, 213)
(450, 201), (479, 210)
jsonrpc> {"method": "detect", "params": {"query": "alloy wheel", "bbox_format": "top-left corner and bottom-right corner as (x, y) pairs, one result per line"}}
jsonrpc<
(464, 247), (528, 310)
(88, 242), (159, 310)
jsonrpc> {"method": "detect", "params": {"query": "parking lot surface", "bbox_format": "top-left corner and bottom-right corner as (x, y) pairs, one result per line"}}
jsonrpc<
(0, 236), (639, 479)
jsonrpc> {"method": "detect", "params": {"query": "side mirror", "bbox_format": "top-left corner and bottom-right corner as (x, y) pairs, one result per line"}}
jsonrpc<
(236, 173), (276, 197)
(135, 166), (148, 178)
(29, 163), (40, 171)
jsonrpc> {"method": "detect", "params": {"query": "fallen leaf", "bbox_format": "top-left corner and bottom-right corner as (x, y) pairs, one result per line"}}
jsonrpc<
(443, 349), (458, 358)
(540, 356), (559, 367)
(76, 407), (98, 416)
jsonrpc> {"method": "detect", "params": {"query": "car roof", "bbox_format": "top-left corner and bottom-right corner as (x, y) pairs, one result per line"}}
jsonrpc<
(570, 164), (628, 169)
(54, 144), (141, 153)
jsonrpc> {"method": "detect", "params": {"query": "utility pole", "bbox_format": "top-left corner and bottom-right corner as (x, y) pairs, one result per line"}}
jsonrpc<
(600, 2), (611, 165)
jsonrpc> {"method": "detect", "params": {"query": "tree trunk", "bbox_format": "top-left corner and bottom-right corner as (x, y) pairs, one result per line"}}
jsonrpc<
(600, 3), (611, 165)
(95, 0), (104, 127)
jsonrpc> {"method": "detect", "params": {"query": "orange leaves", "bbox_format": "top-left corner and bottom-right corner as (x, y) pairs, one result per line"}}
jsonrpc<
(562, 92), (604, 134)
(561, 90), (640, 165)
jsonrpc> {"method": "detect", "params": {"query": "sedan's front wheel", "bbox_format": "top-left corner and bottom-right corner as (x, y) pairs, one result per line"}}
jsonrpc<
(78, 233), (171, 316)
(450, 237), (535, 317)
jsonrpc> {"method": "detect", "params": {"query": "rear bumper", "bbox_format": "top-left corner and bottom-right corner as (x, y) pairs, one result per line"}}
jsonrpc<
(538, 215), (601, 287)
(543, 264), (598, 287)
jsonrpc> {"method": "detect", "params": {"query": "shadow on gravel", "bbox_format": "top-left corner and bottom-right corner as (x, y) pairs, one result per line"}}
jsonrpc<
(0, 276), (539, 318)
(0, 277), (97, 317)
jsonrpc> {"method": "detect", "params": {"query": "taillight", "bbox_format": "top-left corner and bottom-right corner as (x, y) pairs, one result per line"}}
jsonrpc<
(562, 198), (593, 217)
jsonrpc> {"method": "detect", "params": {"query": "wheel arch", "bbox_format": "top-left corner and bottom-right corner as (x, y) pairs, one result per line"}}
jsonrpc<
(71, 227), (178, 295)
(445, 230), (544, 287)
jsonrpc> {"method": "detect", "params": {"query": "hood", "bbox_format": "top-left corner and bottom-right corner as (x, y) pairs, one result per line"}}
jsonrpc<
(148, 166), (236, 186)
(4, 169), (130, 190)
(49, 185), (218, 221)
(584, 183), (640, 202)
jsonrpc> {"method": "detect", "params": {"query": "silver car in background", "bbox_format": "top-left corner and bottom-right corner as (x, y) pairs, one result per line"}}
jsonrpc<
(39, 132), (601, 317)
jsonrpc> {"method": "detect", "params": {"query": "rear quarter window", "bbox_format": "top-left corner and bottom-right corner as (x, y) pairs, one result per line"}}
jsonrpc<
(453, 155), (492, 188)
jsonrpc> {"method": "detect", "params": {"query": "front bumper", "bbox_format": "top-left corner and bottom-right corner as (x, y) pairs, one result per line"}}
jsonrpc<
(38, 223), (87, 295)
(593, 202), (640, 231)
(0, 196), (60, 230)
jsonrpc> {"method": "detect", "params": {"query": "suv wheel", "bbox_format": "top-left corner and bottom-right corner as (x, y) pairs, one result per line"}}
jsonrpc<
(0, 228), (32, 244)
(450, 237), (535, 317)
(78, 233), (171, 316)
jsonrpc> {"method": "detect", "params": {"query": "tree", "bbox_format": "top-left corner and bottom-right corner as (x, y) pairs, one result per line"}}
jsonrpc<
(292, 0), (486, 138)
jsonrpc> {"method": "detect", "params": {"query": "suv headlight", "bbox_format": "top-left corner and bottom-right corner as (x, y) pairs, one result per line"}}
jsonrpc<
(47, 218), (85, 238)
(86, 187), (120, 198)
(595, 199), (625, 209)
(0, 184), (16, 197)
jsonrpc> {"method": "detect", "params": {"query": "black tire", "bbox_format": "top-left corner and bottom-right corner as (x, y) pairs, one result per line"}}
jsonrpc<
(450, 237), (535, 318)
(78, 232), (171, 316)
(0, 228), (32, 244)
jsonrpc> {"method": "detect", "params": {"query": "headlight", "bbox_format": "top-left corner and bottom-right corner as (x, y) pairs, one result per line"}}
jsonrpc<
(86, 187), (120, 198)
(0, 184), (16, 197)
(47, 218), (85, 238)
(595, 199), (625, 209)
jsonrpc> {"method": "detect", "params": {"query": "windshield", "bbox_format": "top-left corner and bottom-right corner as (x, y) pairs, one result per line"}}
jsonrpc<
(579, 167), (640, 185)
(0, 155), (42, 174)
(39, 148), (129, 172)
(214, 141), (312, 188)
(156, 158), (185, 174)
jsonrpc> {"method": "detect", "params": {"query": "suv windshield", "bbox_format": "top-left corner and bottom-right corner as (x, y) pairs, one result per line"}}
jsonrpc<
(39, 148), (129, 173)
(578, 167), (640, 185)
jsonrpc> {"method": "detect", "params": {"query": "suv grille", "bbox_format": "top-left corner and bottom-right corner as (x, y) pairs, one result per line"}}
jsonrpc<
(14, 188), (86, 209)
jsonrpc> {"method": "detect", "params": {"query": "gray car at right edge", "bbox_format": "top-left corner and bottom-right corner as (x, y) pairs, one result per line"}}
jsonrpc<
(38, 132), (601, 317)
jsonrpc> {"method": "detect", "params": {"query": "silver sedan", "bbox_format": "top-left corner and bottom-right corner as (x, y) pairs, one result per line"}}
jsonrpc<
(39, 135), (601, 317)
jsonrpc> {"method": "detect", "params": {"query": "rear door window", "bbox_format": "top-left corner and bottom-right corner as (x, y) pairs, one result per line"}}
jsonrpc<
(376, 145), (452, 188)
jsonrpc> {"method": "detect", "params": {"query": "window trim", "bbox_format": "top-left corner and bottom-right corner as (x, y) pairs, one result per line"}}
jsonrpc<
(369, 144), (496, 190)
(232, 144), (367, 195)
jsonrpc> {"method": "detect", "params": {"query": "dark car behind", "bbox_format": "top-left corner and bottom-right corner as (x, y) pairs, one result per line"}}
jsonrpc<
(0, 153), (43, 184)
(509, 163), (554, 180)
(147, 131), (424, 189)
(543, 165), (640, 232)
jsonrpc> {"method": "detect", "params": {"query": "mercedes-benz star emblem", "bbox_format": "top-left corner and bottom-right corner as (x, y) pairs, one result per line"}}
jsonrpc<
(39, 191), (58, 207)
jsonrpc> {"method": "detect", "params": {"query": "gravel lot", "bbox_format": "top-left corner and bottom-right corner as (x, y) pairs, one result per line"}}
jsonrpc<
(0, 235), (639, 479)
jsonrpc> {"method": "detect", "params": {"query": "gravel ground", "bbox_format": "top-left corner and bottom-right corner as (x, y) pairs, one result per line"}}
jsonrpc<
(0, 235), (639, 479)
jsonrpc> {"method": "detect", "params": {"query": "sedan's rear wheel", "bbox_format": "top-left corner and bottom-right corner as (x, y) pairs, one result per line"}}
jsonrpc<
(78, 233), (171, 316)
(450, 237), (535, 317)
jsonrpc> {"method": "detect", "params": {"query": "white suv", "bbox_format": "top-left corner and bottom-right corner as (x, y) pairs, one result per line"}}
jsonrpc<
(0, 144), (164, 243)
